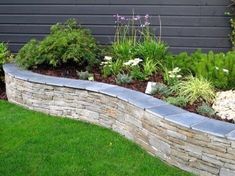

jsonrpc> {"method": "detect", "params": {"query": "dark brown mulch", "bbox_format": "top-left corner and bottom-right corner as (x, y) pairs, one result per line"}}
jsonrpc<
(32, 64), (164, 93)
(0, 81), (7, 100)
(31, 64), (233, 124)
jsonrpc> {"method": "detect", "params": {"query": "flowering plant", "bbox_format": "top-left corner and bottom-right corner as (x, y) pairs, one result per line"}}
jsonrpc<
(163, 67), (182, 86)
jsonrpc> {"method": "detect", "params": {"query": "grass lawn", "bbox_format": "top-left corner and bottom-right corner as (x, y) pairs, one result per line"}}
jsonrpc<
(0, 100), (193, 176)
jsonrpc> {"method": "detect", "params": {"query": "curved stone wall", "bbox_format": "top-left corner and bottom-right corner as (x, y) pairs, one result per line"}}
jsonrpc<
(3, 64), (235, 176)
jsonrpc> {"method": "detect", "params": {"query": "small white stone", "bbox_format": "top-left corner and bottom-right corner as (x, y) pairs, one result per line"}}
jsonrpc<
(145, 82), (157, 94)
(212, 90), (235, 122)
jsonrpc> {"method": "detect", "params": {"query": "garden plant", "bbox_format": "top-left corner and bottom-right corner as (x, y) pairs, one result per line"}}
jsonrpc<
(2, 14), (235, 123)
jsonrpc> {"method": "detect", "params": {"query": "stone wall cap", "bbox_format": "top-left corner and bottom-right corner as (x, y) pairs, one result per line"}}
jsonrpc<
(226, 130), (235, 140)
(165, 112), (206, 128)
(192, 119), (235, 138)
(146, 104), (187, 118)
(3, 63), (235, 139)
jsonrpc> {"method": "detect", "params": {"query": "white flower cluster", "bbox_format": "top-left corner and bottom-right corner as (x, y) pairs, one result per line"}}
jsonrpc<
(123, 58), (143, 67)
(215, 67), (229, 74)
(100, 56), (112, 66)
(168, 67), (182, 78)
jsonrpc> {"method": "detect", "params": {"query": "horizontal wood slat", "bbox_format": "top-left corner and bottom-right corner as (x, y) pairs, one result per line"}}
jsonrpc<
(0, 0), (231, 53)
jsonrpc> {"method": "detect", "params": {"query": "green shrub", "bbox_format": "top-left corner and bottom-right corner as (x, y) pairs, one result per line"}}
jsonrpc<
(115, 73), (133, 85)
(166, 96), (188, 107)
(0, 43), (12, 80)
(165, 50), (235, 89)
(196, 103), (216, 117)
(178, 76), (215, 105)
(192, 51), (235, 89)
(16, 19), (99, 69)
(15, 39), (41, 69)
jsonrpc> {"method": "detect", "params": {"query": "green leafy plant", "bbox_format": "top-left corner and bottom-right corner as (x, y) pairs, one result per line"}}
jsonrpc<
(115, 73), (133, 85)
(142, 58), (158, 79)
(15, 39), (41, 69)
(196, 103), (216, 117)
(16, 19), (99, 69)
(137, 39), (168, 63)
(178, 76), (215, 105)
(112, 40), (136, 62)
(104, 14), (168, 81)
(166, 96), (188, 107)
(101, 56), (123, 77)
(0, 42), (10, 64)
(151, 83), (171, 97)
(163, 67), (182, 86)
(77, 71), (94, 81)
(0, 43), (12, 80)
(229, 1), (235, 48)
(164, 50), (235, 89)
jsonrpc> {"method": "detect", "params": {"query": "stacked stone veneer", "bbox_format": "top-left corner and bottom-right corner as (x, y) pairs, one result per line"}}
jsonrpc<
(3, 64), (235, 176)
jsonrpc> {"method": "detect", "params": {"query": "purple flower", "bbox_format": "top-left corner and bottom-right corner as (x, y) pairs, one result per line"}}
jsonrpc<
(145, 21), (150, 26)
(136, 15), (141, 20)
(145, 14), (149, 19)
(120, 16), (125, 20)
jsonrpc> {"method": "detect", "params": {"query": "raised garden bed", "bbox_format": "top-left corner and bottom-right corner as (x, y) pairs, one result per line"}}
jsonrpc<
(3, 63), (235, 176)
(31, 63), (233, 124)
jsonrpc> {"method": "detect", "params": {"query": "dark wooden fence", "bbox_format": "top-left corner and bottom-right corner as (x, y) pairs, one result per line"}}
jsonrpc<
(0, 0), (231, 53)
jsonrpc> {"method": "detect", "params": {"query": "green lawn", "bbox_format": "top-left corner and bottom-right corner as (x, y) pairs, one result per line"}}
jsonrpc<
(0, 100), (193, 176)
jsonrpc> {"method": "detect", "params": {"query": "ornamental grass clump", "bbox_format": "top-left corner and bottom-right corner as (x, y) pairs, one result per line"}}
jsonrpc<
(178, 76), (215, 105)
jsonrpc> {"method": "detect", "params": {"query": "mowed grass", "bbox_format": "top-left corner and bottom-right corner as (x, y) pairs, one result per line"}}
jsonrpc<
(0, 100), (193, 176)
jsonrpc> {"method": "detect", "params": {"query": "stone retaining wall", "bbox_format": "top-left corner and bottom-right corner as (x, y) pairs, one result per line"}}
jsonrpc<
(3, 64), (235, 176)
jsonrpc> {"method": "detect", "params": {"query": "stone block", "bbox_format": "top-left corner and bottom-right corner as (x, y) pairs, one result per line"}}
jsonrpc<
(220, 168), (235, 176)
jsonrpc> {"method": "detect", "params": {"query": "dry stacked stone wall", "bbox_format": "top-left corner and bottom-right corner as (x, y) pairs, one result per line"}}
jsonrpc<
(3, 64), (235, 176)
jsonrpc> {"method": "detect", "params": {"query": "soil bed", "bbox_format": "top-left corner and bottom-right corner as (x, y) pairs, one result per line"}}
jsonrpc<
(0, 81), (6, 100)
(30, 64), (233, 124)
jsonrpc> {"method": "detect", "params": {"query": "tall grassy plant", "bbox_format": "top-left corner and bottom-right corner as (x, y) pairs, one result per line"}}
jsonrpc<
(178, 76), (215, 105)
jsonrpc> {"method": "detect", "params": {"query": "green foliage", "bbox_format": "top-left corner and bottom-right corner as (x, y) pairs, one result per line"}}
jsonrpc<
(196, 103), (216, 117)
(165, 50), (235, 89)
(229, 1), (235, 48)
(163, 67), (182, 86)
(137, 39), (168, 62)
(151, 83), (171, 97)
(0, 43), (12, 80)
(230, 18), (235, 48)
(101, 58), (123, 77)
(101, 14), (168, 80)
(142, 58), (158, 79)
(166, 96), (188, 107)
(130, 67), (146, 80)
(115, 73), (133, 85)
(16, 19), (99, 69)
(178, 76), (215, 105)
(112, 40), (136, 61)
(192, 51), (235, 89)
(77, 71), (94, 80)
(15, 39), (41, 69)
